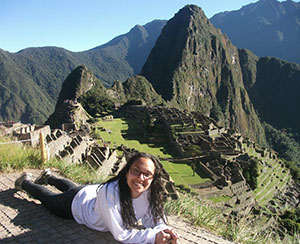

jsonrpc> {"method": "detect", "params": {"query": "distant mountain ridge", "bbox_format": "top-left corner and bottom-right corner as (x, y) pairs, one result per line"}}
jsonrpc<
(239, 50), (300, 135)
(1, 0), (300, 127)
(210, 0), (300, 64)
(0, 20), (166, 124)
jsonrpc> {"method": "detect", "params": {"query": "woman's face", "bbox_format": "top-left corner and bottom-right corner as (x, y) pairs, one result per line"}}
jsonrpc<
(126, 157), (155, 198)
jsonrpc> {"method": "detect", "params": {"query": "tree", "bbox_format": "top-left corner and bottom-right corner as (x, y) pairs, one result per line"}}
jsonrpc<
(78, 89), (114, 117)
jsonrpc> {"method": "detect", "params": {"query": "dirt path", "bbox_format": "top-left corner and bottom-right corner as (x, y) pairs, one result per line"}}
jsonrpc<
(0, 169), (238, 244)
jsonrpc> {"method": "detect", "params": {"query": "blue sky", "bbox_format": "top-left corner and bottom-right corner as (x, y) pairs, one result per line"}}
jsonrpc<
(0, 0), (290, 52)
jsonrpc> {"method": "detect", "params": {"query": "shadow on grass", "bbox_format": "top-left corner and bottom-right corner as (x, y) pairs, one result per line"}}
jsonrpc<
(119, 116), (178, 157)
(195, 167), (211, 179)
(112, 115), (210, 181)
(162, 157), (211, 180)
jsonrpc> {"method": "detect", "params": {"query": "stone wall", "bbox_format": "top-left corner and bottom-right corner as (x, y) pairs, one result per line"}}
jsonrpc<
(97, 150), (118, 179)
(13, 125), (51, 147)
(8, 122), (119, 176)
(196, 180), (250, 199)
(46, 129), (72, 157)
(229, 180), (249, 196)
(111, 156), (127, 176)
(56, 134), (89, 164)
(198, 161), (219, 181)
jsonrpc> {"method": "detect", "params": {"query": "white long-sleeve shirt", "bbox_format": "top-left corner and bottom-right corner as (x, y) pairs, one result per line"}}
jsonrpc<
(71, 180), (168, 243)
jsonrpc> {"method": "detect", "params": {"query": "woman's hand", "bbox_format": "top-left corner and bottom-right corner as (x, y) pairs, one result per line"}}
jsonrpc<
(155, 229), (179, 244)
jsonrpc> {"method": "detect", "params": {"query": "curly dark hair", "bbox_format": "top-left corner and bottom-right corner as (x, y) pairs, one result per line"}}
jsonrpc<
(104, 152), (166, 228)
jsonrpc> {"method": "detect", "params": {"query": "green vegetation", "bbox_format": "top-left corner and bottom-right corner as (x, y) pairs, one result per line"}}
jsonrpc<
(120, 75), (166, 106)
(242, 159), (259, 190)
(253, 158), (291, 206)
(165, 193), (281, 244)
(285, 160), (300, 182)
(264, 122), (300, 183)
(165, 193), (220, 228)
(279, 207), (300, 234)
(0, 20), (166, 124)
(240, 139), (292, 206)
(0, 138), (41, 171)
(264, 122), (300, 168)
(209, 195), (232, 203)
(249, 58), (300, 142)
(79, 89), (115, 117)
(0, 137), (103, 184)
(184, 144), (202, 157)
(93, 117), (210, 188)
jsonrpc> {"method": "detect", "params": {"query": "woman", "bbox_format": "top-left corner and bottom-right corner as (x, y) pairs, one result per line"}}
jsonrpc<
(15, 152), (178, 244)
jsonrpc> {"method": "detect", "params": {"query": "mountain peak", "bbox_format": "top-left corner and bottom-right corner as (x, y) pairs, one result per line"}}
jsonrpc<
(260, 0), (278, 3)
(141, 4), (220, 101)
(55, 65), (99, 107)
(174, 4), (208, 23)
(141, 4), (266, 144)
(180, 4), (205, 15)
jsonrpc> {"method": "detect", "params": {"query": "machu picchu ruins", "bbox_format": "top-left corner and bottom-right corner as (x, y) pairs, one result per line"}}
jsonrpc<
(0, 103), (299, 238)
(114, 105), (298, 220)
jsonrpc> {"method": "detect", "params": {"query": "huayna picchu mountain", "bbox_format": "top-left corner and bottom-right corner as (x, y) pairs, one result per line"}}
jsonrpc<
(141, 5), (266, 145)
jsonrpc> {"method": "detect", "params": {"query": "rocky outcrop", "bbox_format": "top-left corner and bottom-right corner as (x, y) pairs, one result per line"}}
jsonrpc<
(45, 65), (98, 129)
(45, 99), (91, 129)
(55, 65), (99, 107)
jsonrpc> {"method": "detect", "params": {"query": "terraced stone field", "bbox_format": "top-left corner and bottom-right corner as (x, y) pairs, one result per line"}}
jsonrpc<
(254, 158), (291, 206)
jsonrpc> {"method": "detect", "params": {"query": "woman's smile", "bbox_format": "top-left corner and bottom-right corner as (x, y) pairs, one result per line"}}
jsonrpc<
(126, 157), (155, 198)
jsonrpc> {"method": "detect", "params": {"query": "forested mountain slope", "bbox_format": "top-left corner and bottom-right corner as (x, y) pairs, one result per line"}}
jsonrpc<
(0, 20), (166, 124)
(211, 0), (300, 64)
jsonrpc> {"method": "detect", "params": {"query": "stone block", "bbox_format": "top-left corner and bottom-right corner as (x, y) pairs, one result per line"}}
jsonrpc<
(76, 135), (83, 142)
(93, 147), (106, 161)
(87, 154), (102, 169)
(65, 146), (74, 154)
(56, 129), (63, 138)
(59, 150), (70, 158)
(70, 140), (78, 148)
